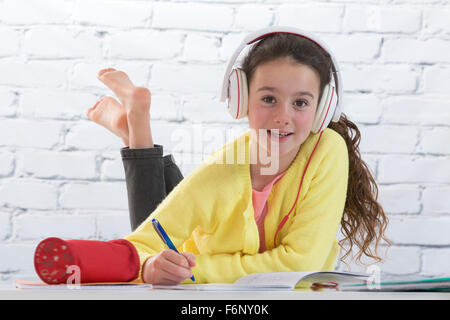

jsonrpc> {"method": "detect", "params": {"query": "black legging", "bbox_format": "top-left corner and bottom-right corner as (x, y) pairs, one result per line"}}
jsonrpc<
(121, 144), (183, 231)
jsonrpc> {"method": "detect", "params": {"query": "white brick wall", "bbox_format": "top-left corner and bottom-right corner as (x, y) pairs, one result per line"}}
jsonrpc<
(0, 0), (449, 284)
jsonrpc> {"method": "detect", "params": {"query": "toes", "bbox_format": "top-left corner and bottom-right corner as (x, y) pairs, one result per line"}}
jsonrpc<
(86, 98), (104, 118)
(98, 69), (131, 83)
(97, 70), (135, 104)
(98, 68), (116, 78)
(95, 69), (149, 115)
(86, 96), (125, 127)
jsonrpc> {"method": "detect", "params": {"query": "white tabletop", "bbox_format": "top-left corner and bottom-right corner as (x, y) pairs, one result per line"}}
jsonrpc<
(1, 285), (450, 300)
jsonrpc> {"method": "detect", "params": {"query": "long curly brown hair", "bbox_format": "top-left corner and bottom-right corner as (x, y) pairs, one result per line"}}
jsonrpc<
(241, 33), (390, 265)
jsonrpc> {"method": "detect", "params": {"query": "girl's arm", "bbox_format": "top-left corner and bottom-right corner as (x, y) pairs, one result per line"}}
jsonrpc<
(124, 162), (212, 283)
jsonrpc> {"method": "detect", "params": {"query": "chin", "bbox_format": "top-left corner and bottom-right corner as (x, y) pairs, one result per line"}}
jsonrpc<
(279, 144), (301, 157)
(262, 139), (302, 159)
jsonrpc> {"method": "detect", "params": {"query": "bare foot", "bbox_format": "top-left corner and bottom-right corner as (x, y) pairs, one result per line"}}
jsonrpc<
(97, 68), (153, 149)
(97, 68), (151, 116)
(86, 96), (129, 146)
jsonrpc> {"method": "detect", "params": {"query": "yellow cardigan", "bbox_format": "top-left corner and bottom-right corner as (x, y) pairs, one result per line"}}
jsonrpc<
(124, 128), (349, 284)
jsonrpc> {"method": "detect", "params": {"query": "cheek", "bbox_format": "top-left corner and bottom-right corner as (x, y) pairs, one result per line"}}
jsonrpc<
(248, 104), (270, 128)
(295, 111), (316, 131)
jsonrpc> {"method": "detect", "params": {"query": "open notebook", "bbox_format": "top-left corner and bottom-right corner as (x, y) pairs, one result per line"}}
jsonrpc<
(154, 271), (369, 291)
(15, 271), (368, 291)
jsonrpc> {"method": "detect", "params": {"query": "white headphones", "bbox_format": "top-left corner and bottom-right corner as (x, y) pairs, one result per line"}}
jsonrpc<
(220, 26), (343, 134)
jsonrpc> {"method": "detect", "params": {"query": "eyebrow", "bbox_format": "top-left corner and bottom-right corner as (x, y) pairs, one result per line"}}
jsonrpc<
(256, 86), (314, 99)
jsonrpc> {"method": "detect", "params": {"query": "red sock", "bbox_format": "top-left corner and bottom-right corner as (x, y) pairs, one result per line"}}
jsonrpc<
(34, 237), (140, 284)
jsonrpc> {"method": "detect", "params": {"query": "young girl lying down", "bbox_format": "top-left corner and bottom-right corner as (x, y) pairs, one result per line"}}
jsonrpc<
(34, 28), (389, 285)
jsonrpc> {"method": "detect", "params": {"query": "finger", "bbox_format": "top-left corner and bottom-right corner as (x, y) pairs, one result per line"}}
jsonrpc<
(182, 252), (196, 267)
(157, 255), (192, 279)
(159, 279), (180, 286)
(160, 276), (183, 286)
(162, 249), (190, 269)
(151, 269), (184, 285)
(157, 269), (187, 285)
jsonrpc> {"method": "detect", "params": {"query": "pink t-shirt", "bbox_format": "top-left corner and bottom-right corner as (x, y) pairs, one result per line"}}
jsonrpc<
(251, 171), (287, 253)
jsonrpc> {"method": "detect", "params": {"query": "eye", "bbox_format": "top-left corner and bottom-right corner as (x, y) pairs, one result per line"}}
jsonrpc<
(262, 96), (275, 104)
(294, 99), (308, 108)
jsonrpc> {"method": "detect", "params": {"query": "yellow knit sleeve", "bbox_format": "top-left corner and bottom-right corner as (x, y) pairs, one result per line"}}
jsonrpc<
(123, 161), (215, 283)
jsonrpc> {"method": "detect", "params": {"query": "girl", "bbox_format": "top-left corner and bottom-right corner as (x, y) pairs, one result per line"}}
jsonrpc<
(87, 30), (389, 285)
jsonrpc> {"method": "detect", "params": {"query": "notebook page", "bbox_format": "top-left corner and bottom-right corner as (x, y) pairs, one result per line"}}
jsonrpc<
(153, 284), (255, 291)
(234, 272), (313, 288)
(235, 271), (369, 288)
(153, 272), (369, 291)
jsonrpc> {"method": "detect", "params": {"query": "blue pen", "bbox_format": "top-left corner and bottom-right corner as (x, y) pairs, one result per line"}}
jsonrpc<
(152, 218), (195, 282)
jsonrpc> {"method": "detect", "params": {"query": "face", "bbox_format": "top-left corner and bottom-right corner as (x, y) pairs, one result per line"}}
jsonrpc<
(247, 57), (321, 161)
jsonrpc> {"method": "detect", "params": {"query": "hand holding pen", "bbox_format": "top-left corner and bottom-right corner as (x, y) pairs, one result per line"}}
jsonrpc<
(142, 219), (196, 285)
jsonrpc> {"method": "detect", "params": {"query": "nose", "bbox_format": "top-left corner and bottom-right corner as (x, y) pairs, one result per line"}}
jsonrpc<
(273, 103), (291, 126)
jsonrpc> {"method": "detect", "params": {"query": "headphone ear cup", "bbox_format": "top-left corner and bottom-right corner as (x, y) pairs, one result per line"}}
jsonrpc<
(311, 84), (337, 134)
(227, 69), (248, 119)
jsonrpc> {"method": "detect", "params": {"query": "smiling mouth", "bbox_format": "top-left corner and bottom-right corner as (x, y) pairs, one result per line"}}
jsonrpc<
(266, 129), (293, 138)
